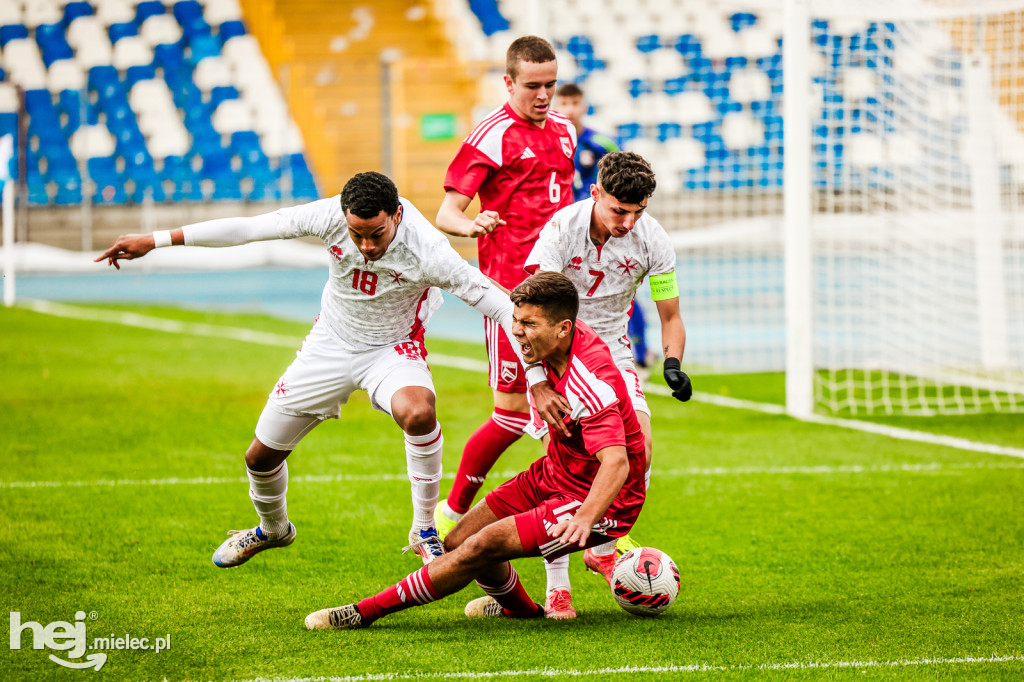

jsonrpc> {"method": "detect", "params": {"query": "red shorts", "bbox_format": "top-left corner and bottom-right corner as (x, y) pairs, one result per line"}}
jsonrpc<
(485, 317), (526, 393)
(485, 469), (635, 562)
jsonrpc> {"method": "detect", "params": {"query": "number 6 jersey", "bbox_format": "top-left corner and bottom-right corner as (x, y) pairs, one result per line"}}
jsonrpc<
(524, 198), (676, 343)
(444, 103), (576, 290)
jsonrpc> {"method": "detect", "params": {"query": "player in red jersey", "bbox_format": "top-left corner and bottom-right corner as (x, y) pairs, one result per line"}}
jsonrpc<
(434, 35), (578, 556)
(305, 272), (647, 630)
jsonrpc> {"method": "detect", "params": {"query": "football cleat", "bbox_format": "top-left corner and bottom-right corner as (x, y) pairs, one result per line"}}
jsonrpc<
(403, 527), (445, 564)
(464, 596), (504, 618)
(305, 604), (367, 630)
(583, 548), (617, 586)
(544, 589), (577, 620)
(615, 533), (641, 556)
(433, 499), (459, 541)
(212, 523), (296, 568)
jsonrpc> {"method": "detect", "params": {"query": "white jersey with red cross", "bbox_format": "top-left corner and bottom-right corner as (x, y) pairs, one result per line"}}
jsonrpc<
(524, 198), (676, 343)
(184, 196), (495, 351)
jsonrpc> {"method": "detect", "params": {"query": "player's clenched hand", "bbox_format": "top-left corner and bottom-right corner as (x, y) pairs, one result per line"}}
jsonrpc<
(468, 210), (506, 237)
(530, 382), (571, 437)
(663, 358), (692, 402)
(94, 233), (156, 270)
(548, 515), (593, 547)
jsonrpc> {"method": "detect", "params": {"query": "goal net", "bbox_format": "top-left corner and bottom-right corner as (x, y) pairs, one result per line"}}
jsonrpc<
(661, 0), (1024, 415)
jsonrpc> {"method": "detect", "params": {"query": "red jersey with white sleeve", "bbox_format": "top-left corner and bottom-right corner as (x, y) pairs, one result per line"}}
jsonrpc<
(524, 321), (647, 524)
(444, 103), (577, 290)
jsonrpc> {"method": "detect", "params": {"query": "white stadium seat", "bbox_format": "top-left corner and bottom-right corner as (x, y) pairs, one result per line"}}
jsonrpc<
(0, 0), (22, 26)
(112, 36), (154, 70)
(48, 59), (87, 92)
(0, 83), (19, 113)
(194, 56), (234, 92)
(67, 17), (105, 50)
(4, 39), (48, 90)
(95, 0), (136, 27)
(140, 14), (184, 47)
(729, 68), (772, 104)
(70, 124), (117, 159)
(212, 98), (254, 134)
(673, 90), (715, 126)
(23, 0), (62, 27)
(664, 136), (706, 170)
(721, 111), (765, 149)
(204, 0), (243, 25)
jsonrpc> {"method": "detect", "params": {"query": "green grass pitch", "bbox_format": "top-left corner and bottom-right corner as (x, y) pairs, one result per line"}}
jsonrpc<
(2, 303), (1023, 681)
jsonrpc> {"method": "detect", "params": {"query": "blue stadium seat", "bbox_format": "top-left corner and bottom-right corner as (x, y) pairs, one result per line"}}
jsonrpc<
(36, 23), (74, 67)
(208, 85), (239, 109)
(636, 35), (660, 53)
(218, 20), (246, 44)
(109, 22), (138, 44)
(135, 1), (165, 23)
(87, 156), (128, 204)
(188, 34), (220, 63)
(63, 1), (93, 27)
(466, 0), (509, 36)
(0, 24), (28, 47)
(125, 65), (157, 89)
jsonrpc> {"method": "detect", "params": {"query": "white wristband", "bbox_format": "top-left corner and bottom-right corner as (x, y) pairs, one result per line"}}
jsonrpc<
(152, 230), (172, 248)
(525, 364), (547, 387)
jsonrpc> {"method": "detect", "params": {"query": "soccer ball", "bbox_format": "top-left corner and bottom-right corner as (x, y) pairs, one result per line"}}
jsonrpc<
(611, 547), (679, 616)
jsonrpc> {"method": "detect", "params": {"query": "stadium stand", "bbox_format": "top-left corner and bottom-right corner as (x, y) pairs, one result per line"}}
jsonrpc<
(0, 0), (318, 206)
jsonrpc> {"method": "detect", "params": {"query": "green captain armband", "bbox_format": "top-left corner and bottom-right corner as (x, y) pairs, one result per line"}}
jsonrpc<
(649, 272), (679, 301)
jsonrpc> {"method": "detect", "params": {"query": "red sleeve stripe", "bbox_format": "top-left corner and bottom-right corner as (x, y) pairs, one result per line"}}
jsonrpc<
(466, 110), (511, 148)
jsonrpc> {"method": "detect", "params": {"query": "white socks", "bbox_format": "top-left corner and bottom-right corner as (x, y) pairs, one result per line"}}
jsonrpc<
(405, 422), (444, 530)
(544, 554), (571, 594)
(247, 461), (291, 538)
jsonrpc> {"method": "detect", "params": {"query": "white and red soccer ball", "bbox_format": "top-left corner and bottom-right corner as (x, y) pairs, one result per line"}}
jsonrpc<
(611, 547), (680, 616)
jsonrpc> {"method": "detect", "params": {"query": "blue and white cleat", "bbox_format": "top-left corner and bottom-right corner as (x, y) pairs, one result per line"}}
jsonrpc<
(212, 524), (296, 568)
(403, 527), (445, 565)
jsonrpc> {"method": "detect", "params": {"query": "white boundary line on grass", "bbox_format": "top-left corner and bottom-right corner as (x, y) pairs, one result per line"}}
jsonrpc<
(206, 654), (1024, 681)
(18, 300), (1024, 459)
(3, 461), (1023, 490)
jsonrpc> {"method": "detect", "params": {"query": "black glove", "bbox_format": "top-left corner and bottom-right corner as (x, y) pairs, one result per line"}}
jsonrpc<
(663, 358), (692, 402)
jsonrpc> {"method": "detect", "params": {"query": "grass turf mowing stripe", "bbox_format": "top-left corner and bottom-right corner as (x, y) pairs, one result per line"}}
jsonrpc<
(190, 654), (1024, 680)
(3, 461), (1024, 489)
(20, 298), (1024, 459)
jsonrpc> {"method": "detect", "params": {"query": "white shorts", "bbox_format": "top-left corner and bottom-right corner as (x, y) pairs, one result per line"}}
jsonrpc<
(609, 336), (650, 418)
(254, 316), (435, 449)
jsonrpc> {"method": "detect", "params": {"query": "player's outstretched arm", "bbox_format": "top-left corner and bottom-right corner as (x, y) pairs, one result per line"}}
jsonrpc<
(436, 190), (505, 238)
(547, 444), (629, 547)
(94, 228), (183, 269)
(655, 296), (691, 401)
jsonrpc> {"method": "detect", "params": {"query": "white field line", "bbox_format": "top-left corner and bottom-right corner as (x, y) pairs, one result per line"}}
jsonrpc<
(18, 300), (1024, 459)
(3, 461), (1023, 490)
(201, 654), (1024, 681)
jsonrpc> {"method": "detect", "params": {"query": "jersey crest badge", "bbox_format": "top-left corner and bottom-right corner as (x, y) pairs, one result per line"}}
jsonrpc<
(501, 360), (518, 383)
(560, 136), (573, 158)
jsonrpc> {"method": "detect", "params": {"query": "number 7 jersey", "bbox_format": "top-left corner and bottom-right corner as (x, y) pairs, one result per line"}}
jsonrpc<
(524, 198), (676, 342)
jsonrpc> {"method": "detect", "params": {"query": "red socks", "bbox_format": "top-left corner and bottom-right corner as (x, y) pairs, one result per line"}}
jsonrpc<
(356, 565), (439, 623)
(448, 408), (529, 514)
(476, 565), (541, 617)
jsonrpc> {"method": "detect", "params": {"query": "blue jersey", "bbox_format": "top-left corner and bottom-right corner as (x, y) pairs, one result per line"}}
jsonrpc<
(573, 127), (619, 201)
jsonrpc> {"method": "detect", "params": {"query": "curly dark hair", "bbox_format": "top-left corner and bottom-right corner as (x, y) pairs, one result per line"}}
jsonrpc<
(506, 36), (556, 80)
(510, 271), (579, 325)
(340, 171), (400, 219)
(597, 151), (657, 205)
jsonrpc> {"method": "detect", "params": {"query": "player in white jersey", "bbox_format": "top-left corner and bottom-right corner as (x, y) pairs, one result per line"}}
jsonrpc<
(96, 172), (561, 569)
(524, 151), (692, 612)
